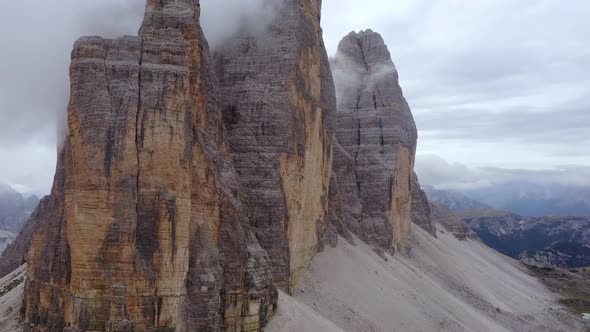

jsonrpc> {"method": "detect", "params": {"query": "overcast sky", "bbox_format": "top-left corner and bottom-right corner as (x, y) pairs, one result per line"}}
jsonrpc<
(0, 0), (588, 195)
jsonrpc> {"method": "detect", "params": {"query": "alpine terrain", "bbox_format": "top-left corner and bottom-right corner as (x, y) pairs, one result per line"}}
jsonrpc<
(0, 1), (585, 331)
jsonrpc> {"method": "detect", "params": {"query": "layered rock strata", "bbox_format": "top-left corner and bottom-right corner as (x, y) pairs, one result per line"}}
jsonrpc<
(329, 30), (429, 251)
(0, 4), (436, 331)
(21, 1), (278, 331)
(412, 174), (437, 236)
(215, 0), (336, 291)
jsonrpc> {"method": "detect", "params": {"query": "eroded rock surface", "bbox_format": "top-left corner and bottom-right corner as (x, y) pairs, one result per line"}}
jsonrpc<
(215, 0), (336, 291)
(412, 174), (436, 236)
(20, 1), (278, 331)
(0, 4), (439, 331)
(329, 30), (432, 251)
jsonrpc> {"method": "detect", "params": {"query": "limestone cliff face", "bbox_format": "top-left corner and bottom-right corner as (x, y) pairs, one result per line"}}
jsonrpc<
(412, 174), (437, 236)
(329, 30), (423, 251)
(215, 0), (336, 291)
(22, 1), (277, 331)
(325, 141), (362, 244)
(0, 4), (436, 330)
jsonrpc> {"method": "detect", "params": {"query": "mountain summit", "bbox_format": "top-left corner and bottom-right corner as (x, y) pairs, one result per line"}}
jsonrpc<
(329, 30), (432, 251)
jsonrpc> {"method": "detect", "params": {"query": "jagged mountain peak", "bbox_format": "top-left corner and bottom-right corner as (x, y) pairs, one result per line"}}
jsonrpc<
(328, 29), (431, 252)
(338, 29), (394, 68)
(139, 0), (201, 37)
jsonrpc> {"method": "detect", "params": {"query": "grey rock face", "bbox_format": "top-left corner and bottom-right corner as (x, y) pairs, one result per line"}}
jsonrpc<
(324, 141), (361, 248)
(412, 174), (436, 236)
(6, 1), (278, 330)
(215, 0), (336, 291)
(1, 5), (439, 331)
(329, 30), (432, 251)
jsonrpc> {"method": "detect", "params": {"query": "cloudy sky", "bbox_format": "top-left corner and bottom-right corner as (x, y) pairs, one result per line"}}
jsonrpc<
(0, 0), (588, 195)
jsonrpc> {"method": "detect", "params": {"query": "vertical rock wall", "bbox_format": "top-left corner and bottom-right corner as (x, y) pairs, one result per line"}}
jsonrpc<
(23, 1), (277, 331)
(412, 173), (437, 236)
(0, 3), (438, 331)
(215, 0), (336, 291)
(330, 30), (433, 252)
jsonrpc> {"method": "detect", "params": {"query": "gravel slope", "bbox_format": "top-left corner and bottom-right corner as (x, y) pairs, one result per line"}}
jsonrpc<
(268, 226), (586, 332)
(0, 263), (25, 331)
(1, 228), (586, 331)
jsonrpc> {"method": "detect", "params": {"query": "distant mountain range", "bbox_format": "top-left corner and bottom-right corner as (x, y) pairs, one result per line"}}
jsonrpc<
(458, 210), (590, 255)
(465, 182), (590, 217)
(423, 186), (491, 211)
(457, 209), (590, 268)
(424, 181), (590, 217)
(424, 184), (590, 268)
(0, 231), (15, 255)
(0, 185), (39, 234)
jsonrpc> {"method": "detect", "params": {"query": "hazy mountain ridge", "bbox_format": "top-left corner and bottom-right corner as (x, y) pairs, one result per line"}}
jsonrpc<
(425, 186), (590, 269)
(465, 181), (590, 217)
(423, 186), (491, 211)
(458, 209), (590, 268)
(0, 231), (15, 255)
(423, 181), (590, 217)
(0, 185), (39, 234)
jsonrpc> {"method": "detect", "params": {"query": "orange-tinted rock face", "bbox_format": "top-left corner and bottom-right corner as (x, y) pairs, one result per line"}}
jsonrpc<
(23, 1), (277, 331)
(0, 2), (437, 331)
(215, 0), (336, 291)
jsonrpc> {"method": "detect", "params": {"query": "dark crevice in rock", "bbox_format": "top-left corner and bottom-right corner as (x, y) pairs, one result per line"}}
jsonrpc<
(373, 93), (378, 110)
(104, 126), (114, 180)
(329, 29), (435, 251)
(356, 116), (362, 146)
(379, 117), (385, 147)
(136, 37), (143, 233)
(165, 194), (177, 258)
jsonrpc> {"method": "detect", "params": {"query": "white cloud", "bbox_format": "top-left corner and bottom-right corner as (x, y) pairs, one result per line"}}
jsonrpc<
(416, 154), (590, 190)
(0, 0), (589, 194)
(323, 0), (590, 173)
(201, 0), (284, 50)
